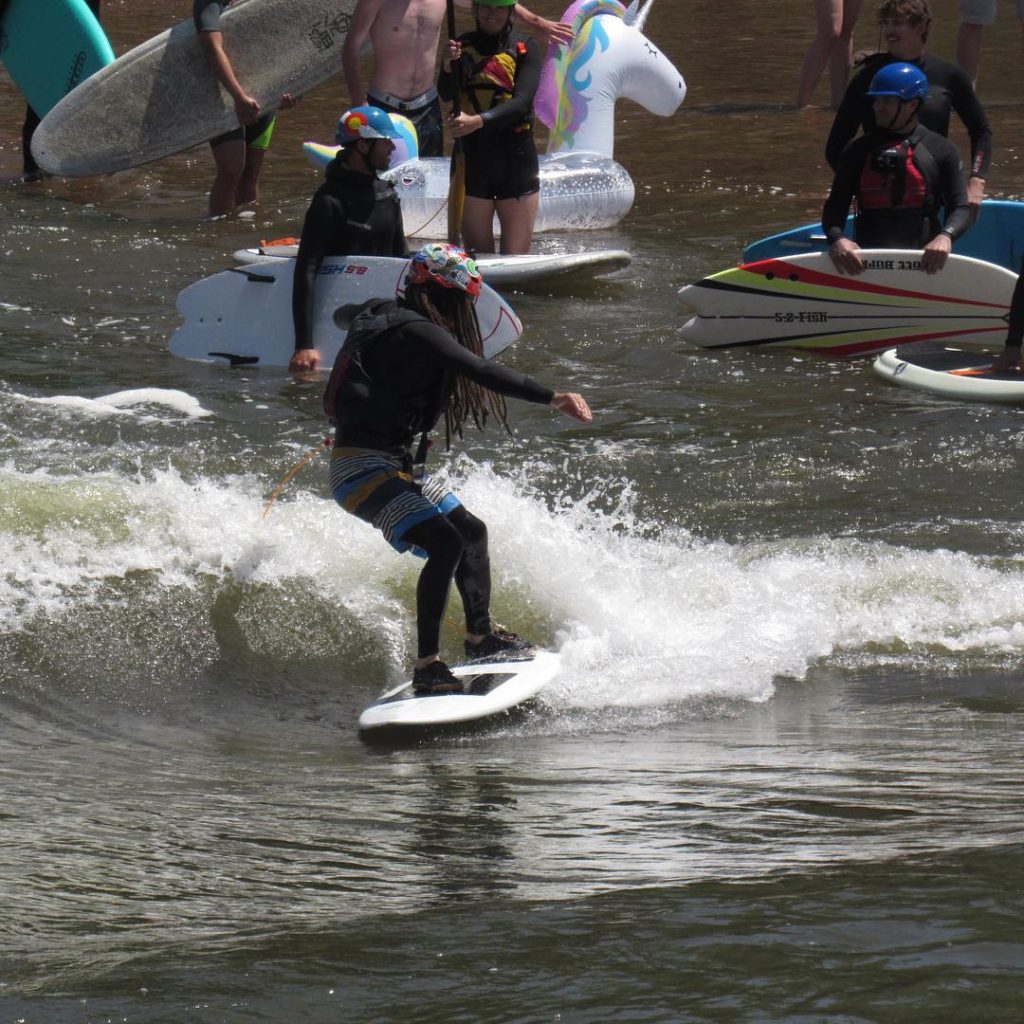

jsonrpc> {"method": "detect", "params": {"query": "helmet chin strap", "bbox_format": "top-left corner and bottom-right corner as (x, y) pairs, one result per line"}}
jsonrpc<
(881, 98), (919, 134)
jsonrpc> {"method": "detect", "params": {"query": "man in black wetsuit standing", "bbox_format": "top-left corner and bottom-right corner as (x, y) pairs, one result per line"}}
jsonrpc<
(289, 105), (409, 374)
(826, 0), (992, 217)
(325, 243), (592, 694)
(823, 62), (971, 276)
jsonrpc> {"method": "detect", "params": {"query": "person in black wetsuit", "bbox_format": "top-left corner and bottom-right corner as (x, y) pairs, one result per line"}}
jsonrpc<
(325, 243), (592, 695)
(438, 0), (544, 255)
(290, 106), (408, 374)
(826, 0), (992, 216)
(823, 62), (971, 276)
(992, 271), (1024, 371)
(18, 0), (101, 178)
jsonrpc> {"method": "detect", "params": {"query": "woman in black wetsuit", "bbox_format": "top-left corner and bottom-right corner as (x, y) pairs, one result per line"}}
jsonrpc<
(326, 243), (592, 694)
(439, 0), (544, 255)
(826, 0), (992, 215)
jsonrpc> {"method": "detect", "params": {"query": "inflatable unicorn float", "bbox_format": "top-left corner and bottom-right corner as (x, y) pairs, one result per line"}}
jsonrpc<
(303, 0), (685, 238)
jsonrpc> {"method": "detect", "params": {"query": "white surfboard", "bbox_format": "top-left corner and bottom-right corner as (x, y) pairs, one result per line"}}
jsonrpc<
(679, 251), (1017, 358)
(358, 650), (560, 733)
(168, 255), (523, 367)
(231, 245), (632, 287)
(31, 0), (356, 176)
(874, 345), (1024, 402)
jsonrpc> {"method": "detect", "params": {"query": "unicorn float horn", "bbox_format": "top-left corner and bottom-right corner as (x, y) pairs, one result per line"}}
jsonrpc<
(624, 0), (656, 29)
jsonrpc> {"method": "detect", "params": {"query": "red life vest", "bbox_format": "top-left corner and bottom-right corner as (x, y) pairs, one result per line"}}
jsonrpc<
(858, 128), (932, 211)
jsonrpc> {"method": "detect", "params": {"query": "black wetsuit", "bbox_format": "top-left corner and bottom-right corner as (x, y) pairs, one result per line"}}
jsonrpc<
(826, 52), (992, 180)
(291, 158), (408, 352)
(823, 124), (971, 249)
(438, 29), (543, 200)
(1005, 273), (1024, 348)
(333, 300), (552, 452)
(332, 299), (553, 656)
(21, 0), (101, 175)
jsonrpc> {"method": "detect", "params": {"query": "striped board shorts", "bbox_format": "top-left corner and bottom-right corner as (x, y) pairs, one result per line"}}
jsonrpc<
(329, 447), (461, 556)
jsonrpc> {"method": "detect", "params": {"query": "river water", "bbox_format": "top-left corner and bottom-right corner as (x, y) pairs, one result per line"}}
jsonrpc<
(2, 2), (1024, 1022)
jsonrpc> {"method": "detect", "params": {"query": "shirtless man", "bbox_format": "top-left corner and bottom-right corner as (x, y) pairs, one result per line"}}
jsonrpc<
(343, 0), (571, 157)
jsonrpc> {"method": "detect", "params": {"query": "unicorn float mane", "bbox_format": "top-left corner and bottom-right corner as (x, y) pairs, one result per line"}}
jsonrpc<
(534, 0), (682, 157)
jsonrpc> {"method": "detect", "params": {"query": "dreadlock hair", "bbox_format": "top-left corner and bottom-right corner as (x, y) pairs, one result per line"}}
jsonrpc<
(403, 281), (512, 449)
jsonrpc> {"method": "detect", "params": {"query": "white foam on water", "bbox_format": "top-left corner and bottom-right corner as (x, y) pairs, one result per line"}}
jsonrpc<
(3, 457), (1024, 710)
(443, 460), (1024, 710)
(20, 388), (212, 421)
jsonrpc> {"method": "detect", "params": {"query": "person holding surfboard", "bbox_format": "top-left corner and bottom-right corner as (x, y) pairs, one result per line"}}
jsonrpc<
(438, 0), (544, 255)
(342, 0), (571, 159)
(823, 61), (971, 276)
(290, 106), (409, 374)
(826, 0), (992, 217)
(194, 0), (295, 217)
(324, 242), (592, 695)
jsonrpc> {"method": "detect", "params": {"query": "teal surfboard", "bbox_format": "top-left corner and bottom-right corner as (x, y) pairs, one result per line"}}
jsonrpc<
(743, 200), (1024, 274)
(0, 0), (113, 116)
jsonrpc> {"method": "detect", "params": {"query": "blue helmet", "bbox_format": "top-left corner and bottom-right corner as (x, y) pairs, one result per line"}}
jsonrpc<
(867, 62), (929, 102)
(335, 105), (402, 146)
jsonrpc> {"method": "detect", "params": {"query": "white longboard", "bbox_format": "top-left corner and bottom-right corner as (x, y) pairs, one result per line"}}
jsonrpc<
(358, 650), (560, 733)
(874, 346), (1024, 402)
(31, 0), (357, 176)
(231, 245), (632, 288)
(679, 251), (1017, 358)
(168, 255), (523, 367)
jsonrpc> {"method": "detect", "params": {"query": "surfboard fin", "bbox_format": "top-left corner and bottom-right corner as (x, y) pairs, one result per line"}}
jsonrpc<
(207, 352), (260, 366)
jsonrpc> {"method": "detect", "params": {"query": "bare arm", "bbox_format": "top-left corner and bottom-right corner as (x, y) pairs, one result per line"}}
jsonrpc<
(198, 30), (260, 124)
(514, 3), (574, 46)
(343, 0), (384, 106)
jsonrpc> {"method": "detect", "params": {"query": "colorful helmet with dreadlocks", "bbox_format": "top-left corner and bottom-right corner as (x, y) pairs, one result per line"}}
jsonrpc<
(405, 243), (483, 298)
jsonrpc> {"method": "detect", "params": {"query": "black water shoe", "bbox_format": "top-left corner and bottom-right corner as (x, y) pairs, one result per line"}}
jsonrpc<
(412, 661), (464, 696)
(464, 629), (537, 663)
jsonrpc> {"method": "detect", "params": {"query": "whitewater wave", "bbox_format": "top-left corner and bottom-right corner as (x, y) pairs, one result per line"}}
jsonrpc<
(3, 456), (1024, 716)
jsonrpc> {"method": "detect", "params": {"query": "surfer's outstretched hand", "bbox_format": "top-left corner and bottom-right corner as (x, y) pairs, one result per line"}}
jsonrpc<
(828, 238), (865, 276)
(552, 392), (592, 422)
(921, 233), (952, 275)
